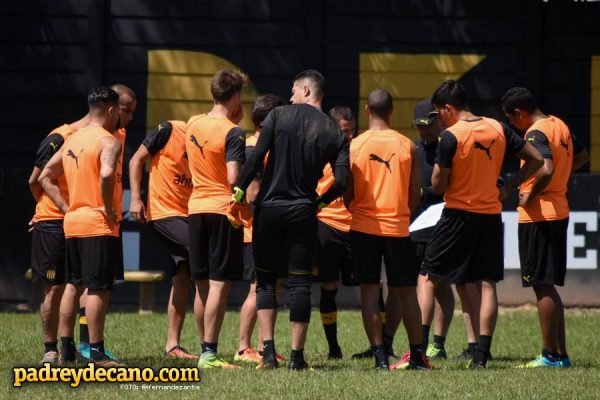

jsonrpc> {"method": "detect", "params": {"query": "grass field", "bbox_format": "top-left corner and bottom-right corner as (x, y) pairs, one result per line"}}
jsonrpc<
(2, 308), (600, 399)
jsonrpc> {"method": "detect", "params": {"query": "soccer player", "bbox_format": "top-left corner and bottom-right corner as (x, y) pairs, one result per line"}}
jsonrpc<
(39, 87), (124, 367)
(78, 83), (136, 360)
(344, 89), (427, 371)
(235, 94), (286, 364)
(129, 120), (202, 359)
(501, 87), (589, 368)
(314, 105), (356, 359)
(232, 70), (349, 370)
(186, 69), (247, 369)
(28, 114), (89, 364)
(409, 100), (455, 360)
(422, 80), (544, 368)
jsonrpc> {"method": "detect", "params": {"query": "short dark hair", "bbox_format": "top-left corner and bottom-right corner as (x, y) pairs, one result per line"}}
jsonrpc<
(431, 80), (467, 109)
(294, 69), (325, 99)
(88, 86), (119, 108)
(367, 88), (393, 119)
(500, 87), (538, 114)
(251, 94), (286, 126)
(328, 106), (355, 123)
(211, 69), (248, 103)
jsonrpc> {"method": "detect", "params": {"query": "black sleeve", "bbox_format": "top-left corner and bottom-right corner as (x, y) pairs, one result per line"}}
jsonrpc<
(34, 133), (65, 169)
(142, 121), (173, 155)
(236, 111), (276, 191)
(434, 130), (457, 169)
(502, 122), (526, 156)
(320, 135), (350, 204)
(572, 134), (585, 155)
(225, 127), (246, 163)
(245, 144), (263, 179)
(525, 130), (552, 159)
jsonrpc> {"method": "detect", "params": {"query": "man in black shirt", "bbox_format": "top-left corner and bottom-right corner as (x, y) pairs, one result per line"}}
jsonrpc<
(231, 70), (350, 370)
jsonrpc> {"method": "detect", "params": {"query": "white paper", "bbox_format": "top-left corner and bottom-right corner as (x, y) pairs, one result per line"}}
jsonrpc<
(409, 202), (446, 232)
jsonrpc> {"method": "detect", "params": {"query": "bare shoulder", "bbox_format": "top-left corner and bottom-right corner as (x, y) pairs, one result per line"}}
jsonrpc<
(99, 134), (122, 153)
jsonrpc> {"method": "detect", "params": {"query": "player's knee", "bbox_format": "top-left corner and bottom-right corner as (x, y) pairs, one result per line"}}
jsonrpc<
(288, 274), (312, 323)
(256, 269), (277, 310)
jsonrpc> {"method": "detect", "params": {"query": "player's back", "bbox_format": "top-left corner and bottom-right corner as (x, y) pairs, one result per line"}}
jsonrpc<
(349, 129), (414, 237)
(443, 118), (507, 214)
(147, 120), (191, 221)
(186, 114), (243, 215)
(257, 104), (346, 207)
(62, 125), (118, 237)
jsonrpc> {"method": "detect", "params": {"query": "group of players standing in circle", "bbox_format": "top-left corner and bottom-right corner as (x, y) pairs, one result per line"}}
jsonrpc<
(29, 68), (588, 371)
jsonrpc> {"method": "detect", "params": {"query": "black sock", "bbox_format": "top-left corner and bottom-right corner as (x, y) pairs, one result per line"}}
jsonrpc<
(421, 325), (431, 349)
(201, 341), (218, 354)
(90, 341), (105, 361)
(542, 349), (560, 362)
(291, 348), (304, 362)
(559, 353), (569, 360)
(433, 335), (446, 347)
(60, 337), (76, 361)
(383, 334), (394, 349)
(320, 287), (339, 351)
(44, 341), (58, 353)
(258, 350), (264, 356)
(79, 307), (89, 344)
(410, 344), (424, 363)
(467, 342), (477, 354)
(263, 340), (275, 358)
(473, 335), (492, 364)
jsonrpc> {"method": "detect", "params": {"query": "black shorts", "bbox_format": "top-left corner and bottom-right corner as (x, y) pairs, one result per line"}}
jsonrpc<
(422, 209), (503, 284)
(188, 213), (243, 281)
(65, 236), (120, 290)
(31, 220), (66, 285)
(414, 242), (428, 276)
(253, 205), (317, 279)
(115, 231), (124, 280)
(350, 231), (418, 287)
(314, 220), (357, 285)
(151, 216), (190, 277)
(243, 243), (256, 282)
(518, 218), (568, 287)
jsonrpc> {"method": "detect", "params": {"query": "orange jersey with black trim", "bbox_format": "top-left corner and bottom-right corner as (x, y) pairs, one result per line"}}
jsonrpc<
(186, 114), (246, 215)
(147, 121), (192, 221)
(518, 116), (573, 222)
(113, 128), (126, 223)
(317, 163), (351, 232)
(62, 125), (119, 238)
(349, 129), (414, 237)
(442, 118), (507, 214)
(34, 124), (75, 221)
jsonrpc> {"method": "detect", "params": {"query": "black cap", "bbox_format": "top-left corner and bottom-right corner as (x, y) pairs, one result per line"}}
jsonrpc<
(413, 99), (438, 126)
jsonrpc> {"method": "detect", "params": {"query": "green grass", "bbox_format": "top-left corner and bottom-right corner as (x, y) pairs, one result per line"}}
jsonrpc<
(2, 308), (600, 399)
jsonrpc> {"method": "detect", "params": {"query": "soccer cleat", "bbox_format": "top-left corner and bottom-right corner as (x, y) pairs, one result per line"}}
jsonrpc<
(560, 357), (572, 368)
(373, 347), (389, 370)
(516, 355), (561, 369)
(385, 344), (398, 359)
(327, 346), (343, 360)
(197, 352), (241, 369)
(275, 353), (285, 362)
(454, 347), (475, 361)
(93, 356), (126, 368)
(466, 358), (487, 369)
(256, 353), (279, 370)
(234, 348), (262, 364)
(165, 345), (199, 359)
(58, 351), (89, 366)
(426, 343), (447, 360)
(407, 356), (433, 371)
(351, 348), (373, 359)
(288, 359), (312, 371)
(389, 352), (411, 370)
(40, 351), (58, 365)
(80, 342), (119, 361)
